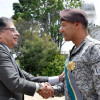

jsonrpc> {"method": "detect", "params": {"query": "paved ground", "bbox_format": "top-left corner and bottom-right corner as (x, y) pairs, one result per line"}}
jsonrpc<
(25, 93), (64, 100)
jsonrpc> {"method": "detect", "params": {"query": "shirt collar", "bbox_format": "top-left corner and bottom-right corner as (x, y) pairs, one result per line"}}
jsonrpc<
(0, 43), (11, 52)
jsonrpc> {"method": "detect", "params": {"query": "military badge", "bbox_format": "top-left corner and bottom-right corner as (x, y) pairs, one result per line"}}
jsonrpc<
(67, 61), (75, 71)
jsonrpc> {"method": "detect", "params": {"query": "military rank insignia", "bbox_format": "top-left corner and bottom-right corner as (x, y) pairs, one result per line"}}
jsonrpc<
(67, 61), (75, 71)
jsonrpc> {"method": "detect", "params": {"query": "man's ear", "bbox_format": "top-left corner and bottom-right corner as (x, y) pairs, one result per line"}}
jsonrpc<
(74, 22), (79, 29)
(75, 22), (78, 27)
(76, 23), (78, 26)
(75, 22), (82, 31)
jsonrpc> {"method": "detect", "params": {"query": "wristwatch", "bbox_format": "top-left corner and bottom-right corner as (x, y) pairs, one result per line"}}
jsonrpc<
(37, 83), (43, 93)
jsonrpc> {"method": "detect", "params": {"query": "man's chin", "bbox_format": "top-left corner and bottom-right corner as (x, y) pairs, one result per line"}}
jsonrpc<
(14, 42), (18, 47)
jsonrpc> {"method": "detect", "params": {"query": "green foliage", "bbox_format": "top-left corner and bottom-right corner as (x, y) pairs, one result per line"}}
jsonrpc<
(12, 0), (82, 76)
(12, 0), (82, 48)
(65, 0), (82, 8)
(42, 54), (66, 76)
(18, 32), (64, 76)
(13, 18), (42, 53)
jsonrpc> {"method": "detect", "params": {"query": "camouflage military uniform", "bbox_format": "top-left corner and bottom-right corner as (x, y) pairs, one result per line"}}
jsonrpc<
(53, 36), (100, 100)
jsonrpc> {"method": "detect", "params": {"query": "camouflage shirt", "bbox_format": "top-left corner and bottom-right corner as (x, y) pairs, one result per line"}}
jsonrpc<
(53, 36), (100, 100)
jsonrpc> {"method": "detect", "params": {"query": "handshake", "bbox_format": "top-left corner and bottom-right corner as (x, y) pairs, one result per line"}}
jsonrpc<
(37, 82), (54, 99)
(37, 71), (65, 99)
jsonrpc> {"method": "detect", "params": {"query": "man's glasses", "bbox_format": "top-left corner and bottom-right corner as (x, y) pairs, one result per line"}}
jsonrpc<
(0, 28), (18, 33)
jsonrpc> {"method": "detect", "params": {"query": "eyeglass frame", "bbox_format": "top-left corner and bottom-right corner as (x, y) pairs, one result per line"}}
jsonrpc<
(0, 28), (18, 33)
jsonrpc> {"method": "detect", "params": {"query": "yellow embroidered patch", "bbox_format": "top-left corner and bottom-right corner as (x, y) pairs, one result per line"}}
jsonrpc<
(67, 61), (75, 71)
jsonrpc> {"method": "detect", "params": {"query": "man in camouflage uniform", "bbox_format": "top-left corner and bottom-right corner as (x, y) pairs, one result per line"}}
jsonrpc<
(52, 9), (100, 100)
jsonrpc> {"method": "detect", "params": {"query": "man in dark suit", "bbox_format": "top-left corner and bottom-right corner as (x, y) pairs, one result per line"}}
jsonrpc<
(0, 17), (64, 100)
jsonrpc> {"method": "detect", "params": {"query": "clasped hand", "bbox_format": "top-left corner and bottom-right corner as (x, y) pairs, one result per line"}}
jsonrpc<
(38, 82), (54, 99)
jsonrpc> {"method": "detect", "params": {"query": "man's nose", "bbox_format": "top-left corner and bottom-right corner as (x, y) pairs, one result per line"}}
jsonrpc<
(60, 27), (63, 32)
(16, 31), (20, 36)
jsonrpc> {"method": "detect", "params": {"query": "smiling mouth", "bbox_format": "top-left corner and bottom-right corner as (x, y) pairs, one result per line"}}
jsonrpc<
(14, 38), (18, 41)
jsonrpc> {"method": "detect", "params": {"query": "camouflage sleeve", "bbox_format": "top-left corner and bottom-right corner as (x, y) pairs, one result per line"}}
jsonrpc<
(52, 76), (65, 96)
(52, 76), (71, 100)
(91, 62), (100, 99)
(90, 44), (100, 99)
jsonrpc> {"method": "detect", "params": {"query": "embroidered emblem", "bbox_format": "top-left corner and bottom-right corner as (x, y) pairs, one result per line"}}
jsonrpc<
(67, 61), (75, 71)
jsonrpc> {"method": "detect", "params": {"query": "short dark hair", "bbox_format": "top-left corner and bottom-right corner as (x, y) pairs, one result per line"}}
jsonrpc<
(60, 9), (88, 28)
(0, 17), (12, 29)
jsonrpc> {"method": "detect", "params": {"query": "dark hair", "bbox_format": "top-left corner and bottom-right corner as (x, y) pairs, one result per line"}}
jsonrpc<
(0, 17), (12, 29)
(82, 22), (88, 29)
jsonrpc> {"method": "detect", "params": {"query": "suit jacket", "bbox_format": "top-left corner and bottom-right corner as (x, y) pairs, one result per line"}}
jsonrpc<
(0, 43), (48, 100)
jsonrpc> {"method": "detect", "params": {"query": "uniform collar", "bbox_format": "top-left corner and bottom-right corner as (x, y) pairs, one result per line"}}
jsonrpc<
(70, 35), (90, 56)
